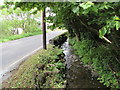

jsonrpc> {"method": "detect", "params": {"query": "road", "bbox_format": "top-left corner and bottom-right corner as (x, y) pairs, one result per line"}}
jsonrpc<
(0, 30), (67, 80)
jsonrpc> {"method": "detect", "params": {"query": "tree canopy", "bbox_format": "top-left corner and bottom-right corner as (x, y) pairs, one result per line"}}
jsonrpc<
(4, 1), (120, 88)
(12, 2), (120, 42)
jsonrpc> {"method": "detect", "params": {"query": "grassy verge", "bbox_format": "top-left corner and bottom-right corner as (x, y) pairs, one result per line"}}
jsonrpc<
(2, 45), (66, 88)
(0, 31), (42, 43)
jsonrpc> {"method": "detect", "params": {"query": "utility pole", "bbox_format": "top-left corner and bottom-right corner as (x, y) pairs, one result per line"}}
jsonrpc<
(42, 8), (47, 49)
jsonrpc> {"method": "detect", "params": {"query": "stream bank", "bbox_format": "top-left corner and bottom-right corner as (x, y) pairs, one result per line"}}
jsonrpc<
(61, 39), (109, 88)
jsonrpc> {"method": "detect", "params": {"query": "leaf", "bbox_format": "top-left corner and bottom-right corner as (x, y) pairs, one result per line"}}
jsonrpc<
(107, 29), (111, 34)
(91, 6), (98, 13)
(104, 5), (108, 9)
(116, 21), (120, 30)
(99, 27), (107, 38)
(72, 6), (79, 14)
(79, 1), (94, 10)
(115, 17), (120, 21)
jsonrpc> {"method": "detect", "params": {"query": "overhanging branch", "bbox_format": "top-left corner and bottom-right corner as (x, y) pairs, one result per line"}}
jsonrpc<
(79, 19), (112, 44)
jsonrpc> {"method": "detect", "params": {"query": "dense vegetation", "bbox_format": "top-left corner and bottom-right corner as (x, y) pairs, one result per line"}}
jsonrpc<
(4, 1), (120, 88)
(51, 2), (120, 88)
(69, 33), (120, 88)
(3, 45), (66, 88)
(0, 4), (42, 43)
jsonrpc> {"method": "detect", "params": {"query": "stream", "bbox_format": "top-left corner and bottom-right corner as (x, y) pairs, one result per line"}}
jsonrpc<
(61, 39), (108, 88)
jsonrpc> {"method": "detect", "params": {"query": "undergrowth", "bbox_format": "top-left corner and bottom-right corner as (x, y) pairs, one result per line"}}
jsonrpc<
(69, 34), (120, 88)
(2, 45), (66, 88)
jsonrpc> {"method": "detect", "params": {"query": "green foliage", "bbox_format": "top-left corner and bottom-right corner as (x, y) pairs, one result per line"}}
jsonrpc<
(3, 45), (66, 88)
(5, 1), (118, 40)
(0, 18), (41, 38)
(99, 27), (107, 38)
(0, 5), (42, 42)
(70, 36), (120, 88)
(69, 37), (76, 46)
(7, 1), (120, 88)
(0, 31), (42, 43)
(0, 16), (42, 42)
(55, 62), (65, 71)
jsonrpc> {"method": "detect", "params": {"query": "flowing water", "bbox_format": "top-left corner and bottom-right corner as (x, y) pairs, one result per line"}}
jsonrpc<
(61, 39), (108, 88)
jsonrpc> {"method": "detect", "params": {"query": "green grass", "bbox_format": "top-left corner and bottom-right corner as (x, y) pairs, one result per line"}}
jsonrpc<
(2, 45), (66, 88)
(0, 31), (42, 43)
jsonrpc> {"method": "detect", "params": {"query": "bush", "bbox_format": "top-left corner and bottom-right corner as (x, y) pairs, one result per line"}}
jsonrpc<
(70, 35), (120, 88)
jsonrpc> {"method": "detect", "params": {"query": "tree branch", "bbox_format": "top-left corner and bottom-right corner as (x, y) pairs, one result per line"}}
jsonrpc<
(79, 19), (112, 44)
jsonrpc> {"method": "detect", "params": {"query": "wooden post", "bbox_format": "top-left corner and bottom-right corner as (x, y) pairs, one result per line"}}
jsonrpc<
(42, 8), (47, 49)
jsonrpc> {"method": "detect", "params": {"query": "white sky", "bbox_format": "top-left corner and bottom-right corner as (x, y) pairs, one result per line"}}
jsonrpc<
(0, 0), (4, 5)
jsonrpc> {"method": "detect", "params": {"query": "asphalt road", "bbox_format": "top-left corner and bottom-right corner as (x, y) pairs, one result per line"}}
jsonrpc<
(0, 30), (67, 78)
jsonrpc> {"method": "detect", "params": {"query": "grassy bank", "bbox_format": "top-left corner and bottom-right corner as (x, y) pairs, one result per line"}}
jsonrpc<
(69, 35), (120, 88)
(0, 31), (42, 43)
(2, 45), (66, 88)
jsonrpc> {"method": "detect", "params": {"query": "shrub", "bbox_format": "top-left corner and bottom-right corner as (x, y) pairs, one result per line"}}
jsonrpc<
(70, 35), (120, 88)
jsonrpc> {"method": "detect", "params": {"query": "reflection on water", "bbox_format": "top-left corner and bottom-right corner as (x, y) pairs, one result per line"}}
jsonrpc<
(61, 39), (108, 88)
